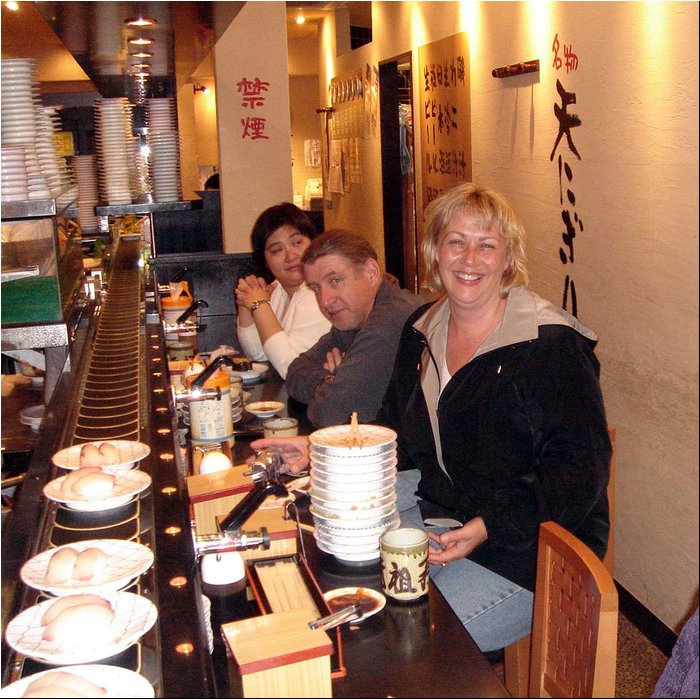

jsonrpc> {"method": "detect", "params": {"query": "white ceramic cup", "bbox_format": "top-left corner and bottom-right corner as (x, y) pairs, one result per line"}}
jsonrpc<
(200, 551), (246, 585)
(379, 527), (430, 602)
(262, 416), (299, 438)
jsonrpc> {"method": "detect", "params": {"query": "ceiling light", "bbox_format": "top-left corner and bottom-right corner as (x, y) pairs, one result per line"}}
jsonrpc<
(125, 17), (157, 27)
(131, 63), (150, 70)
(295, 10), (306, 25)
(5, 2), (19, 11)
(131, 51), (153, 59)
(129, 37), (154, 46)
(193, 84), (210, 95)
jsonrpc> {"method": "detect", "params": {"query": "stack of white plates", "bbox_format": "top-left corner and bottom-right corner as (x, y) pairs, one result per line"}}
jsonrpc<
(35, 106), (68, 198)
(231, 392), (243, 424)
(309, 424), (399, 564)
(201, 594), (214, 653)
(148, 129), (181, 202)
(94, 97), (133, 205)
(130, 135), (150, 198)
(1, 58), (51, 200)
(146, 98), (177, 131)
(1, 144), (28, 202)
(72, 154), (100, 232)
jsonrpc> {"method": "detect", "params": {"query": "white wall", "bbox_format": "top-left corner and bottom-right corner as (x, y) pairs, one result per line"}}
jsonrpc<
(316, 1), (698, 632)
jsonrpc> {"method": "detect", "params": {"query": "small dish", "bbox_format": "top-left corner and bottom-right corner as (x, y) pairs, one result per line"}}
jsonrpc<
(0, 664), (155, 698)
(20, 539), (154, 597)
(229, 362), (268, 383)
(51, 440), (150, 472)
(4, 591), (158, 665)
(43, 469), (152, 512)
(323, 587), (386, 621)
(244, 401), (284, 419)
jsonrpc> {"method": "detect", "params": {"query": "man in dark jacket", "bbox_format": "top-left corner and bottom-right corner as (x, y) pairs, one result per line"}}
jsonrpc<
(285, 229), (423, 428)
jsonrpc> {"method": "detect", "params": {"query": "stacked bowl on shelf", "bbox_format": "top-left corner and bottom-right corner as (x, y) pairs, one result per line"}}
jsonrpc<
(94, 97), (134, 205)
(36, 106), (71, 198)
(308, 424), (400, 564)
(72, 154), (100, 233)
(146, 98), (182, 203)
(1, 58), (53, 201)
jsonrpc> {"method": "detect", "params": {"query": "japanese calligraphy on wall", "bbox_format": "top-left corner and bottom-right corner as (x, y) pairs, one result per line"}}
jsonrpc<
(550, 33), (583, 317)
(417, 33), (472, 210)
(237, 76), (271, 140)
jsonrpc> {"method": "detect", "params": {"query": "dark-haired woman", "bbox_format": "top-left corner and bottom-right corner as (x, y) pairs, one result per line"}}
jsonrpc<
(235, 203), (330, 378)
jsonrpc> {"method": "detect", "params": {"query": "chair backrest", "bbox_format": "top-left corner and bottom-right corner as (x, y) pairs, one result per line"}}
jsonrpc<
(504, 427), (617, 697)
(527, 521), (618, 698)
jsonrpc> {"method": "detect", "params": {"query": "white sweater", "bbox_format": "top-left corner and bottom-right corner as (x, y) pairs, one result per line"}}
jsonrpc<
(236, 282), (331, 379)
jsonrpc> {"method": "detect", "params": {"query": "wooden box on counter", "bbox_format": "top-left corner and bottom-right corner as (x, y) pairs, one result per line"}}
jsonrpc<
(222, 608), (333, 698)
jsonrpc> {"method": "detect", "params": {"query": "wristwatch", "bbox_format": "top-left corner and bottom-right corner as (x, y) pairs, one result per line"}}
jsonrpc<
(249, 299), (270, 314)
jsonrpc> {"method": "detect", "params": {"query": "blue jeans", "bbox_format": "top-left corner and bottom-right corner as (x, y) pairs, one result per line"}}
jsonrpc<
(396, 469), (533, 652)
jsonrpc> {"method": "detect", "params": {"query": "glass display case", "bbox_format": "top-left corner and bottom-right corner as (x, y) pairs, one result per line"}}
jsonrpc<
(1, 198), (83, 336)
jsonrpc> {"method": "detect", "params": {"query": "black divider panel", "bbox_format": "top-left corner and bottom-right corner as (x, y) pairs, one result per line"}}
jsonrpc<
(150, 251), (256, 353)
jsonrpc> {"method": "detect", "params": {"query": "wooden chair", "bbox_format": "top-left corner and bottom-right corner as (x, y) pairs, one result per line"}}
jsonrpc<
(504, 429), (617, 697)
(527, 521), (618, 697)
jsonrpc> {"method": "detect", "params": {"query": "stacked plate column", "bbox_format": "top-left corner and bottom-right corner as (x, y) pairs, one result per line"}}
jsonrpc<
(94, 97), (134, 205)
(1, 58), (51, 200)
(308, 424), (400, 564)
(146, 98), (181, 203)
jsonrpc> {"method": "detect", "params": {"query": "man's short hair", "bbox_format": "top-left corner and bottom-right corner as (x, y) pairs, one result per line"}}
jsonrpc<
(301, 229), (378, 271)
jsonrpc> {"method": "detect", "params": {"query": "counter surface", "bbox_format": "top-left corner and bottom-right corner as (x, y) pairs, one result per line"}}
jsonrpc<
(219, 372), (509, 699)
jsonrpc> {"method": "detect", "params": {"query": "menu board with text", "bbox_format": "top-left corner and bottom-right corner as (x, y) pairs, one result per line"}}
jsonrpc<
(418, 33), (472, 209)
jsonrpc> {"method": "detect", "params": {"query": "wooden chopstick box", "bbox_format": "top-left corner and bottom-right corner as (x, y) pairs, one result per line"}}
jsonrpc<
(222, 608), (333, 698)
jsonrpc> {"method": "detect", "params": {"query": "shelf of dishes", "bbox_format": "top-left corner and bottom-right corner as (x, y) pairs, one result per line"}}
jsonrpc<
(95, 199), (199, 217)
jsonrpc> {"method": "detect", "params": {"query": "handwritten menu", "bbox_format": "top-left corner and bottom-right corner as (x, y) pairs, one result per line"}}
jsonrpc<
(417, 32), (472, 209)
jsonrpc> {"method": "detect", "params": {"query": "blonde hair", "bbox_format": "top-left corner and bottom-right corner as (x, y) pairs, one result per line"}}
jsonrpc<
(421, 183), (529, 295)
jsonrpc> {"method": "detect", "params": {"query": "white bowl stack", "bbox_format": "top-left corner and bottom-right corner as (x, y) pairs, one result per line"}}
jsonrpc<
(72, 154), (100, 233)
(309, 424), (399, 564)
(146, 98), (177, 130)
(148, 130), (182, 202)
(94, 97), (134, 205)
(146, 98), (181, 203)
(35, 106), (69, 198)
(1, 58), (51, 200)
(1, 144), (29, 203)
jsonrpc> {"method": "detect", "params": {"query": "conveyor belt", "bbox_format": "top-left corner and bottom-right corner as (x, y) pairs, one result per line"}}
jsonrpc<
(73, 238), (144, 442)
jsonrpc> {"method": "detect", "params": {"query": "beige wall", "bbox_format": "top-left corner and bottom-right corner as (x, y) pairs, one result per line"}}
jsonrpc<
(289, 75), (323, 205)
(213, 2), (293, 252)
(310, 1), (698, 632)
(193, 79), (219, 179)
